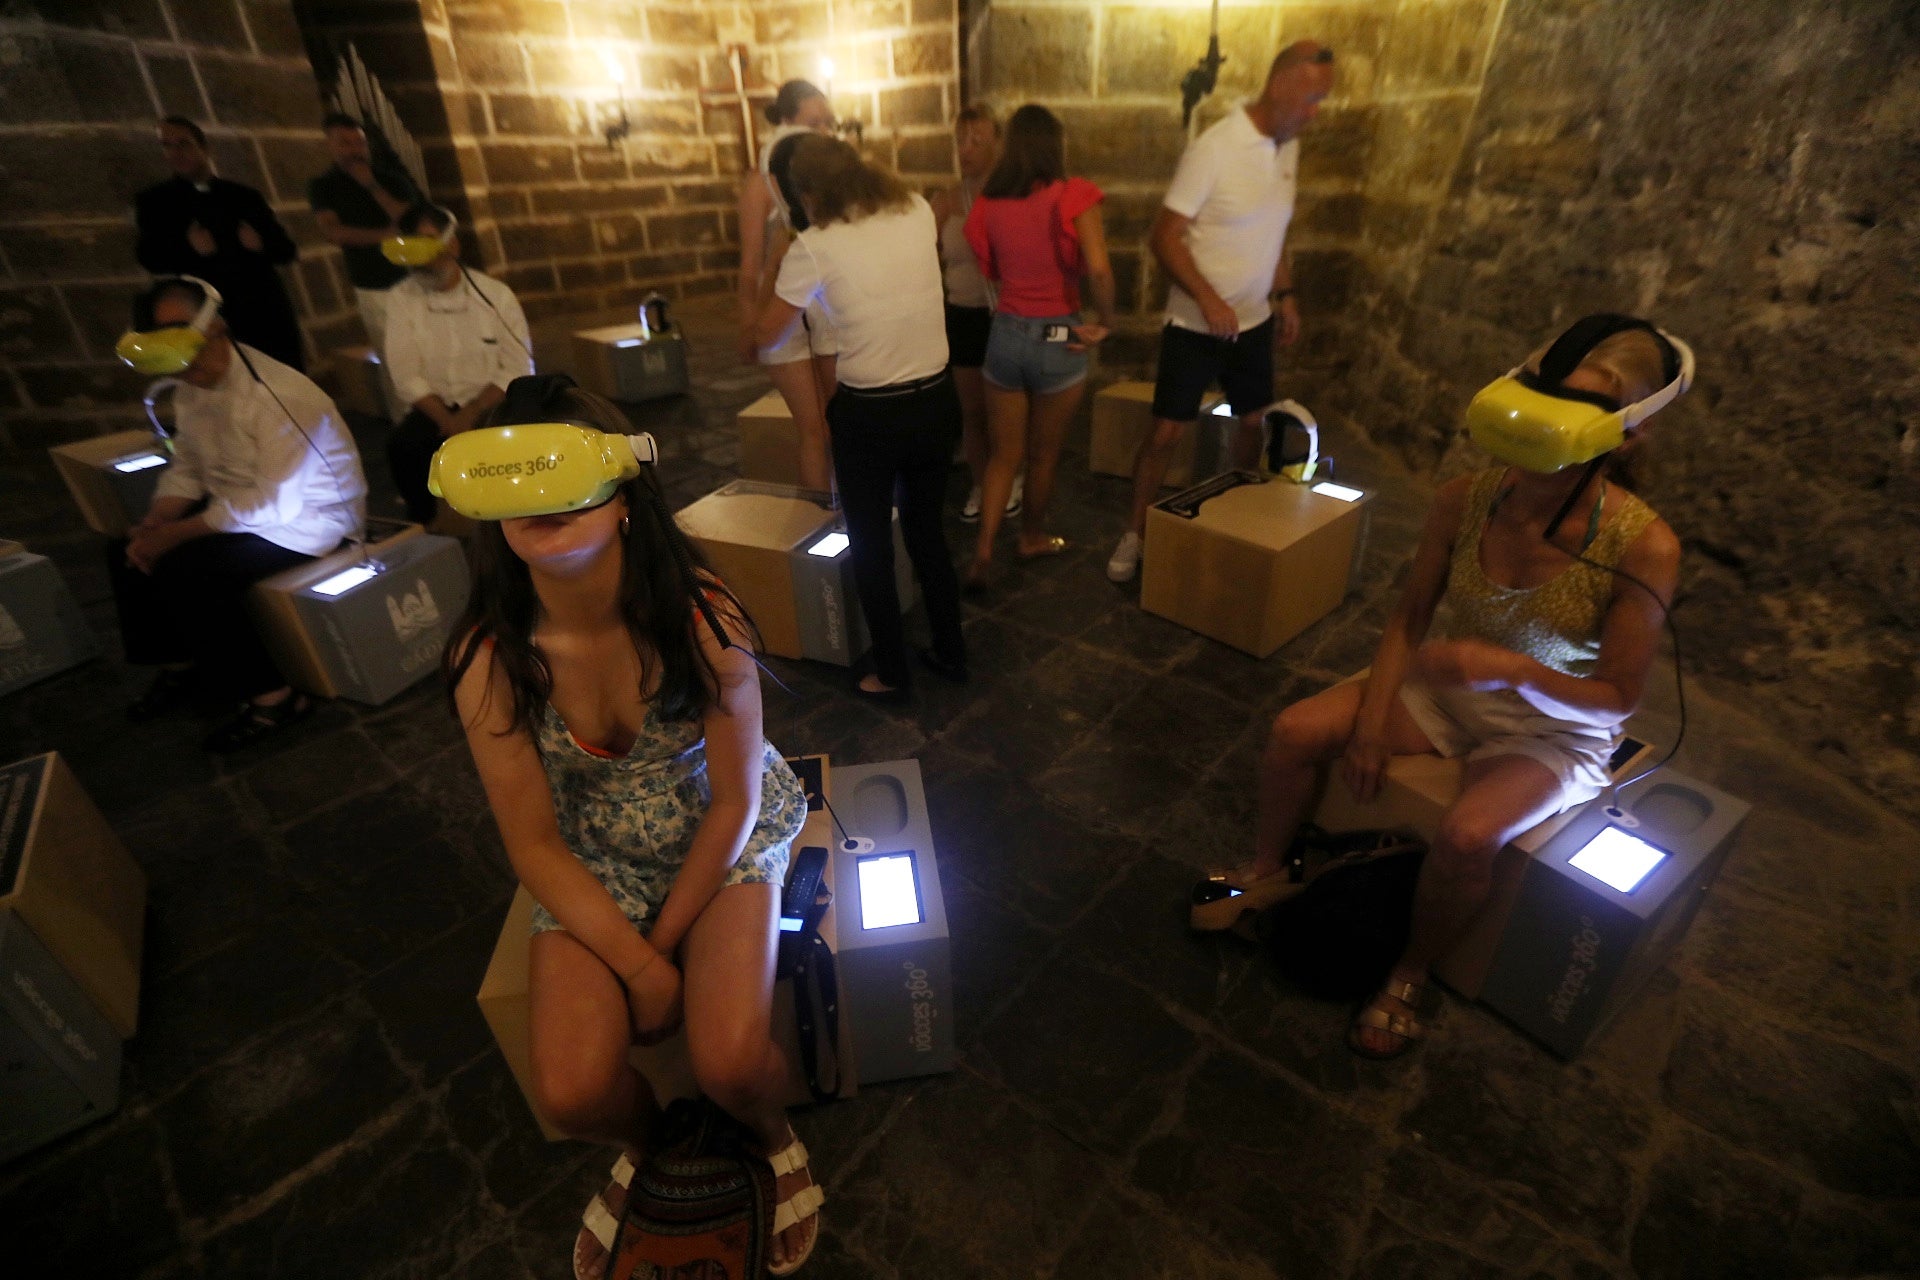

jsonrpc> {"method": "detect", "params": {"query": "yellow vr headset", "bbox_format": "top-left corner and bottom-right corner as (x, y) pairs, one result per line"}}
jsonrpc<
(427, 378), (659, 521)
(115, 276), (223, 376)
(1465, 314), (1694, 474)
(381, 205), (457, 268)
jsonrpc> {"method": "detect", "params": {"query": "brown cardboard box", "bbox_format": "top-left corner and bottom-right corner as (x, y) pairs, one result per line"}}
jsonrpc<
(1310, 697), (1656, 998)
(0, 753), (146, 1038)
(569, 323), (689, 402)
(247, 520), (424, 700)
(328, 345), (390, 419)
(1141, 472), (1370, 658)
(476, 755), (850, 1139)
(48, 431), (173, 537)
(675, 481), (911, 667)
(735, 391), (825, 488)
(571, 323), (643, 401)
(1088, 381), (1226, 487)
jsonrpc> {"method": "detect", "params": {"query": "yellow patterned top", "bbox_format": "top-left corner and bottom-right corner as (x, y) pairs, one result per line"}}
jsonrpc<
(1445, 468), (1660, 677)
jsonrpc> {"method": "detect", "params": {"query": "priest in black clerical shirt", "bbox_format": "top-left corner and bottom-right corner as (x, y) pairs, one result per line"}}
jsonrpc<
(134, 116), (305, 371)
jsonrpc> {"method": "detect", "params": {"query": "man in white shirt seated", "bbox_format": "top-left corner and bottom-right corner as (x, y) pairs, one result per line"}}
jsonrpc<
(381, 203), (535, 523)
(1107, 41), (1335, 583)
(113, 277), (368, 751)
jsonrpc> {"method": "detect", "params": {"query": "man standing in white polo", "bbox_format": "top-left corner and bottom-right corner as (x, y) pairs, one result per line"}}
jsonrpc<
(1108, 41), (1336, 583)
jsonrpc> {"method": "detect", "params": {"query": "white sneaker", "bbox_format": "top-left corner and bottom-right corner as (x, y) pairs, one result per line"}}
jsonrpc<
(1005, 475), (1025, 516)
(961, 486), (982, 522)
(1106, 531), (1143, 582)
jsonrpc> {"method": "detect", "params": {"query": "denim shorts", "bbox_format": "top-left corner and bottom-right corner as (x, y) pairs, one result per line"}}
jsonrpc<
(982, 312), (1089, 396)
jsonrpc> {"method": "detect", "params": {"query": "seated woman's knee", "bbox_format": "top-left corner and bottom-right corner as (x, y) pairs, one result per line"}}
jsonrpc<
(689, 1029), (769, 1110)
(1432, 811), (1504, 879)
(1267, 700), (1332, 763)
(533, 1058), (623, 1138)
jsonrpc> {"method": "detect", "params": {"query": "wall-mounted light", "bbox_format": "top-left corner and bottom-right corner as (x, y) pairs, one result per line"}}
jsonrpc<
(600, 48), (632, 149)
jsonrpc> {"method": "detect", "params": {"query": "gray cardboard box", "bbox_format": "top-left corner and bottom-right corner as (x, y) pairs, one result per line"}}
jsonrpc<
(0, 910), (123, 1164)
(1476, 768), (1749, 1058)
(571, 323), (691, 402)
(270, 533), (471, 705)
(829, 760), (952, 1085)
(0, 551), (98, 696)
(48, 432), (173, 537)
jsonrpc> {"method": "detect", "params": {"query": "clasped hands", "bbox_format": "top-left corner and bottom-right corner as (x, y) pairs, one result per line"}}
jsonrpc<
(622, 950), (684, 1046)
(125, 515), (193, 574)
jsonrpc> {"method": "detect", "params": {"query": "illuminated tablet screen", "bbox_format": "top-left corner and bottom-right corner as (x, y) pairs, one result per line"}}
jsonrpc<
(1311, 481), (1363, 502)
(310, 563), (381, 597)
(614, 337), (643, 348)
(1210, 400), (1235, 417)
(856, 852), (923, 929)
(1567, 826), (1669, 894)
(806, 531), (850, 559)
(113, 453), (168, 473)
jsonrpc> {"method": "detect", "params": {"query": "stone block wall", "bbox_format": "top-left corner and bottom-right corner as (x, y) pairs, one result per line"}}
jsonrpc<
(296, 0), (962, 323)
(1325, 0), (1920, 817)
(964, 0), (1498, 383)
(0, 0), (360, 447)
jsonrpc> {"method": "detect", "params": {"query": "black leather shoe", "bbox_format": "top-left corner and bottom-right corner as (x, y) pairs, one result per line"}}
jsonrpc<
(127, 667), (195, 722)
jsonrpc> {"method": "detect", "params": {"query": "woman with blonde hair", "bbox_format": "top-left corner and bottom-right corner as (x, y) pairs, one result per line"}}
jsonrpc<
(755, 135), (967, 701)
(1228, 316), (1689, 1061)
(736, 79), (838, 491)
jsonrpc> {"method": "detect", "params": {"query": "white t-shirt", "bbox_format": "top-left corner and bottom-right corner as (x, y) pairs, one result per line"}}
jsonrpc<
(775, 194), (948, 389)
(383, 269), (534, 410)
(153, 345), (368, 556)
(1162, 106), (1299, 335)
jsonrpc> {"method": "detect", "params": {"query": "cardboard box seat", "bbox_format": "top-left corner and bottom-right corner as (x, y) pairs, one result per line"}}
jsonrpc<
(674, 481), (912, 668)
(0, 549), (98, 696)
(247, 519), (471, 705)
(1089, 381), (1227, 488)
(1141, 471), (1371, 658)
(571, 322), (690, 403)
(49, 431), (174, 537)
(735, 390), (832, 488)
(327, 345), (392, 420)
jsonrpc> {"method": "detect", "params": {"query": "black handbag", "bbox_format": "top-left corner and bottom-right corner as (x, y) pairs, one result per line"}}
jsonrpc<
(777, 845), (843, 1102)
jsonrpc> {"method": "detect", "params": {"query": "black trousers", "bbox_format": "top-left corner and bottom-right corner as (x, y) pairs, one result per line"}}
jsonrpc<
(827, 376), (966, 689)
(108, 532), (313, 701)
(387, 408), (447, 525)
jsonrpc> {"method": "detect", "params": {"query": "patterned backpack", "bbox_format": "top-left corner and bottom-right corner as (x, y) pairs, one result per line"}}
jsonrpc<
(602, 1098), (775, 1280)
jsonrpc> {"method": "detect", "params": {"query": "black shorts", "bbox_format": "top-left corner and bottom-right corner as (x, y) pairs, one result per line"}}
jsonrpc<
(1150, 316), (1276, 420)
(945, 303), (992, 370)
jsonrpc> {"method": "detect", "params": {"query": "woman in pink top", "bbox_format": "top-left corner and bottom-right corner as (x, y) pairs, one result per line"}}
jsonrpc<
(962, 104), (1117, 590)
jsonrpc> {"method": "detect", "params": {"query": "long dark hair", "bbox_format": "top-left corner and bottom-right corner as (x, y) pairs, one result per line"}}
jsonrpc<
(441, 384), (759, 739)
(982, 104), (1065, 199)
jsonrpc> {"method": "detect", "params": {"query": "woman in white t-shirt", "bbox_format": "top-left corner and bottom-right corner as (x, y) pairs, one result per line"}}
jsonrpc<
(753, 135), (966, 701)
(735, 80), (838, 491)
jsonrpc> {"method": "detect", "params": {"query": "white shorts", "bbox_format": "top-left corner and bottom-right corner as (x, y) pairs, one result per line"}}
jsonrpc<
(760, 300), (838, 365)
(1397, 673), (1618, 807)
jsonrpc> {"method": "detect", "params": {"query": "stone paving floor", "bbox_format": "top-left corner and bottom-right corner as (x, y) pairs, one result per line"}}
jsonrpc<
(2, 298), (1917, 1279)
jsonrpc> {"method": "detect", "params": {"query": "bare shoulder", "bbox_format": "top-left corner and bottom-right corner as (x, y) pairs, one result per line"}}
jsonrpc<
(1623, 510), (1682, 577)
(1423, 473), (1476, 538)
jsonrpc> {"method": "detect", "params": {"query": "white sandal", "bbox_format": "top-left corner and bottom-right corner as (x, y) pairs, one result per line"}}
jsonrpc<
(574, 1151), (636, 1278)
(766, 1135), (825, 1276)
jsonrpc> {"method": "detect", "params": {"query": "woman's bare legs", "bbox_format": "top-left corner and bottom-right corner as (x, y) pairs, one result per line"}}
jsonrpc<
(682, 882), (818, 1272)
(1254, 681), (1436, 876)
(1017, 379), (1086, 554)
(529, 929), (660, 1150)
(1353, 754), (1568, 1055)
(766, 355), (835, 493)
(953, 364), (989, 497)
(971, 381), (1028, 582)
(529, 929), (660, 1277)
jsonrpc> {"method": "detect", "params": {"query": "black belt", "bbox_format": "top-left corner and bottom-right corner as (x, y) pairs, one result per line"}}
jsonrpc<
(838, 370), (950, 399)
